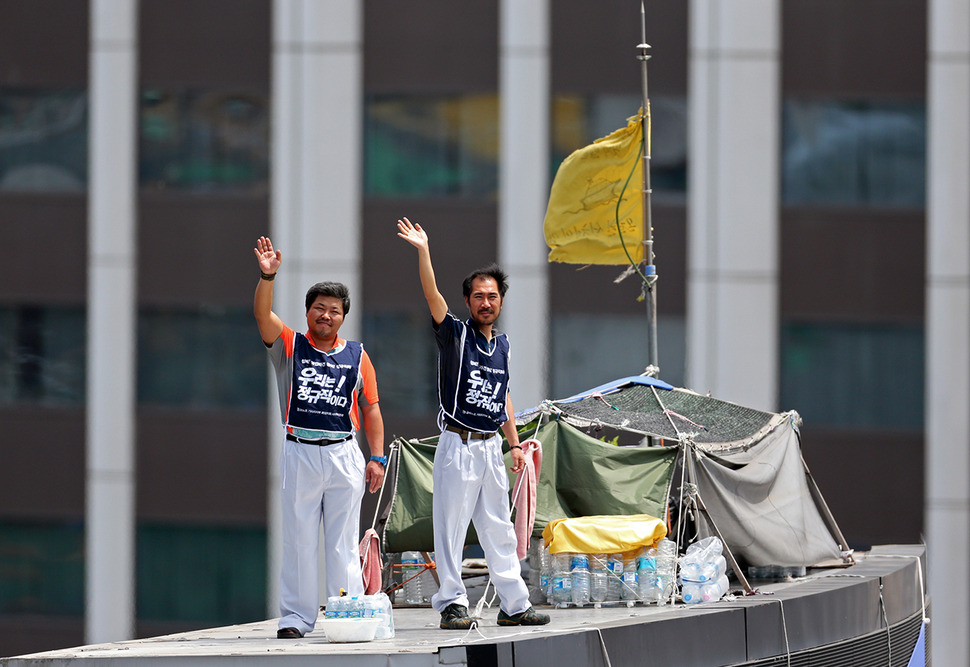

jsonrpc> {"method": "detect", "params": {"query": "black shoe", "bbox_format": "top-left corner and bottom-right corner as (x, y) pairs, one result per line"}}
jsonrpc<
(440, 603), (474, 630)
(497, 606), (550, 626)
(277, 627), (304, 639)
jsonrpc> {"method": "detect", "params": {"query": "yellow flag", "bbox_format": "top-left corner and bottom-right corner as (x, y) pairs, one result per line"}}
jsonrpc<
(543, 113), (644, 265)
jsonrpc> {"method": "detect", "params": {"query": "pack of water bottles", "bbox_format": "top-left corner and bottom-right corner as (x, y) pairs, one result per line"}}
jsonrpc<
(538, 538), (678, 607)
(678, 536), (730, 604)
(324, 591), (395, 639)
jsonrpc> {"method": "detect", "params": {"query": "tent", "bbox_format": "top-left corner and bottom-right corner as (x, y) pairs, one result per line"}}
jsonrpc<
(381, 375), (852, 590)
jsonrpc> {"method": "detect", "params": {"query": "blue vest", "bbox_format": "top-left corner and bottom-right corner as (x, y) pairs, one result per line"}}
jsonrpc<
(434, 313), (510, 433)
(286, 337), (362, 434)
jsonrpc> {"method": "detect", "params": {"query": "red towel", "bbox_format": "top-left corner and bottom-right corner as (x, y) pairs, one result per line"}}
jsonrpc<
(359, 528), (382, 595)
(512, 439), (542, 560)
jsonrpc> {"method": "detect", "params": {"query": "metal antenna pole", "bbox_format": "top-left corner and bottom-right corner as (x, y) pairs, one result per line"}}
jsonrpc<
(638, 2), (659, 376)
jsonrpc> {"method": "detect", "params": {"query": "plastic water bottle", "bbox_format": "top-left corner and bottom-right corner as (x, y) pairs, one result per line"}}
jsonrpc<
(570, 553), (590, 605)
(706, 574), (729, 602)
(325, 594), (346, 618)
(655, 539), (678, 602)
(418, 551), (437, 602)
(538, 541), (553, 602)
(589, 554), (609, 603)
(401, 551), (423, 605)
(620, 552), (639, 601)
(606, 553), (624, 601)
(550, 553), (572, 605)
(682, 581), (704, 604)
(364, 592), (395, 639)
(637, 546), (660, 603)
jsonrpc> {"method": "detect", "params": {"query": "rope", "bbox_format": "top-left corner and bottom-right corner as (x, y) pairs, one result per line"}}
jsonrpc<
(650, 384), (694, 569)
(772, 598), (793, 667)
(614, 124), (653, 287)
(864, 553), (930, 625)
(369, 440), (398, 531)
(879, 583), (892, 666)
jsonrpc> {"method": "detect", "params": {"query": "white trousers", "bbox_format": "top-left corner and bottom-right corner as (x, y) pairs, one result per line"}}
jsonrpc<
(430, 429), (531, 616)
(278, 436), (365, 634)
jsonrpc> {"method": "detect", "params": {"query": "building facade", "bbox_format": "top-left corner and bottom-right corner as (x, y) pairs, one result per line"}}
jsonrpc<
(1, 0), (964, 662)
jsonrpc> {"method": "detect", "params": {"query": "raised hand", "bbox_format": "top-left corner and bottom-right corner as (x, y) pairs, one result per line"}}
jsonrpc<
(396, 217), (429, 251)
(254, 236), (282, 275)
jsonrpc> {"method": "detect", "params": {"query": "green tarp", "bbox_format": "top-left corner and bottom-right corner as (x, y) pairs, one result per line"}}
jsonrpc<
(382, 418), (678, 553)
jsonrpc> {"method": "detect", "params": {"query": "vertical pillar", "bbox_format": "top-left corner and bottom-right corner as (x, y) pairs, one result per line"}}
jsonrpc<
(926, 1), (970, 664)
(86, 0), (138, 644)
(270, 0), (364, 615)
(499, 0), (550, 411)
(687, 0), (780, 410)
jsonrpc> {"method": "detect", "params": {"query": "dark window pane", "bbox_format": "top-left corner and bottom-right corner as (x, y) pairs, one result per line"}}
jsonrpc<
(361, 311), (437, 415)
(0, 306), (86, 405)
(782, 100), (926, 207)
(140, 88), (269, 192)
(137, 306), (266, 410)
(364, 94), (498, 199)
(137, 523), (266, 624)
(780, 321), (924, 429)
(0, 521), (84, 615)
(0, 88), (87, 192)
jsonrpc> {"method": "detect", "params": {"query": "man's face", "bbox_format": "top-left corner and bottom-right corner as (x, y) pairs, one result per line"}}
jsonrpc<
(465, 276), (502, 327)
(306, 295), (344, 342)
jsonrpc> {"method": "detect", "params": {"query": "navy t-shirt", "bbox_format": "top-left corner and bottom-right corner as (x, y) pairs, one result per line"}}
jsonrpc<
(433, 312), (510, 433)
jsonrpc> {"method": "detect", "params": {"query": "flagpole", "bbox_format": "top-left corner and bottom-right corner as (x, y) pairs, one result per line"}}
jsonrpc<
(638, 2), (659, 376)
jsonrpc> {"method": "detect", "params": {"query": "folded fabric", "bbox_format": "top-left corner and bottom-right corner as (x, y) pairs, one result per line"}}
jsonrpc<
(512, 439), (542, 560)
(359, 528), (383, 595)
(541, 514), (667, 555)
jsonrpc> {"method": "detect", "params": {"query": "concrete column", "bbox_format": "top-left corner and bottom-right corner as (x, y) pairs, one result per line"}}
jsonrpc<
(269, 0), (364, 616)
(926, 1), (970, 664)
(687, 0), (780, 411)
(85, 0), (138, 644)
(498, 0), (550, 411)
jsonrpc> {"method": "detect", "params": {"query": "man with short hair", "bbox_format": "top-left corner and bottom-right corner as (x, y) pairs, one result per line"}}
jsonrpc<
(254, 236), (387, 639)
(397, 217), (550, 629)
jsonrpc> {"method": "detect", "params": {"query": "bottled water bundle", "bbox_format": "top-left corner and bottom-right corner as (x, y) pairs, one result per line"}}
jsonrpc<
(325, 592), (395, 639)
(678, 536), (729, 605)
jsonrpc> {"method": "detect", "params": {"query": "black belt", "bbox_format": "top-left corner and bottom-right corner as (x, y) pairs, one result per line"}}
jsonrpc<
(286, 433), (353, 446)
(444, 425), (497, 440)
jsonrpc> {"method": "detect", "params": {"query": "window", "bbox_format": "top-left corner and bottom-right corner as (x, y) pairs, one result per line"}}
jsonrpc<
(0, 306), (86, 406)
(361, 311), (437, 415)
(137, 523), (266, 625)
(140, 88), (269, 192)
(782, 100), (925, 207)
(0, 521), (84, 615)
(364, 93), (499, 199)
(549, 313), (685, 400)
(137, 306), (266, 410)
(0, 88), (87, 192)
(553, 93), (687, 200)
(780, 321), (924, 430)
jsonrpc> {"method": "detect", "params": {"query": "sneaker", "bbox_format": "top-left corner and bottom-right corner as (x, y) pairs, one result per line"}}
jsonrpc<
(497, 606), (550, 626)
(439, 603), (474, 630)
(277, 626), (304, 639)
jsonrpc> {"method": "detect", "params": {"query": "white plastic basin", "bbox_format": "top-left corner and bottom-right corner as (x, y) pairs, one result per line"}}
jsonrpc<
(320, 618), (381, 643)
